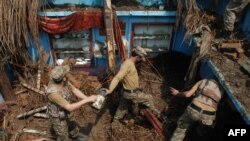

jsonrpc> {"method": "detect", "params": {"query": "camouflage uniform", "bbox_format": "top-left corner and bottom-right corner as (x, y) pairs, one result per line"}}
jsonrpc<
(46, 66), (84, 141)
(224, 0), (250, 31)
(170, 80), (222, 141)
(170, 106), (216, 141)
(114, 89), (160, 120)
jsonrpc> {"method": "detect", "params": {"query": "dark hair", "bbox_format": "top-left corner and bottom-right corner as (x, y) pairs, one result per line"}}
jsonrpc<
(53, 78), (63, 83)
(131, 50), (140, 57)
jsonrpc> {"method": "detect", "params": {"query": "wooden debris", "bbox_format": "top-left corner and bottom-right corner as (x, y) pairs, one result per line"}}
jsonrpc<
(219, 42), (244, 59)
(104, 0), (116, 71)
(21, 82), (45, 95)
(23, 128), (46, 135)
(37, 67), (41, 90)
(14, 89), (27, 95)
(33, 113), (49, 119)
(17, 106), (47, 119)
(27, 138), (52, 141)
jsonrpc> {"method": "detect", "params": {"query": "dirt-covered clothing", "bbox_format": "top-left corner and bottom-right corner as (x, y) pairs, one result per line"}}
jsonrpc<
(48, 93), (69, 108)
(114, 89), (159, 120)
(46, 84), (82, 141)
(170, 106), (216, 141)
(49, 116), (80, 141)
(109, 59), (160, 120)
(109, 59), (139, 92)
(224, 0), (250, 31)
(170, 79), (223, 141)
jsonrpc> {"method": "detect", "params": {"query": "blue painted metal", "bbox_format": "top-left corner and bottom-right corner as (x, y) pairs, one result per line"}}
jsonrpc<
(136, 0), (165, 6)
(40, 32), (54, 65)
(240, 5), (250, 40)
(199, 60), (215, 79)
(28, 35), (39, 62)
(116, 11), (176, 16)
(171, 24), (194, 56)
(46, 0), (103, 7)
(202, 59), (250, 125)
(38, 11), (75, 17)
(39, 11), (176, 17)
(28, 32), (54, 65)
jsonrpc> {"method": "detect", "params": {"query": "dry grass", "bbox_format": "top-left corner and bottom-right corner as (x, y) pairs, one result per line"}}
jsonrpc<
(0, 0), (46, 73)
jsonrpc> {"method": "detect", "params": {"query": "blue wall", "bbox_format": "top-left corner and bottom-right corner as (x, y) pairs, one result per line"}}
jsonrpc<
(38, 11), (176, 68)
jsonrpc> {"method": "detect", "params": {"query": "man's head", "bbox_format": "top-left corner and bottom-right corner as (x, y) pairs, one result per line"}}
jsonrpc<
(50, 65), (70, 83)
(131, 46), (147, 61)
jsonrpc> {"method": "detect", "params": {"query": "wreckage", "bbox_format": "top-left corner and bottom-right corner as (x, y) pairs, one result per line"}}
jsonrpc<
(0, 0), (250, 140)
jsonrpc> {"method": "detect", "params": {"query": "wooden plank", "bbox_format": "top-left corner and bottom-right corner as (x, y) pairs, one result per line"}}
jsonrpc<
(0, 67), (15, 101)
(104, 0), (116, 72)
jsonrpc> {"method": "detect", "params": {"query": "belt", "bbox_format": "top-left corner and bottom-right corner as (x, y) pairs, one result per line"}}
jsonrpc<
(190, 103), (216, 115)
(123, 88), (141, 93)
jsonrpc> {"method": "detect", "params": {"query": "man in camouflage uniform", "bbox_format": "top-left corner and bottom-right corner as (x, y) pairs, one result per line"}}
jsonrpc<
(46, 65), (97, 141)
(169, 79), (223, 141)
(222, 0), (250, 39)
(105, 47), (162, 121)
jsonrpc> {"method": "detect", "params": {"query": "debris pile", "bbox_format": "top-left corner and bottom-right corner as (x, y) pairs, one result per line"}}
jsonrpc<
(3, 58), (182, 141)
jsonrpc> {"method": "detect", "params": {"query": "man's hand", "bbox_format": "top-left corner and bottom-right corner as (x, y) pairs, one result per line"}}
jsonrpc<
(102, 88), (112, 95)
(170, 87), (179, 96)
(88, 95), (97, 102)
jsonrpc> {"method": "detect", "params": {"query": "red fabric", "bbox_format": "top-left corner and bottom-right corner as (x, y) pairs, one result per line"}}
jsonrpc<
(39, 10), (103, 34)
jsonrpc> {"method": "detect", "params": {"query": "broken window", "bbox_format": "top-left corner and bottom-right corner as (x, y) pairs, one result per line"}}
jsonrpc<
(132, 24), (173, 57)
(51, 29), (92, 66)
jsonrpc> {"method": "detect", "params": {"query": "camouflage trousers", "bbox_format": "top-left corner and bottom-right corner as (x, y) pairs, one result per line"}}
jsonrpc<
(224, 0), (250, 31)
(170, 105), (216, 141)
(114, 89), (160, 120)
(50, 116), (83, 141)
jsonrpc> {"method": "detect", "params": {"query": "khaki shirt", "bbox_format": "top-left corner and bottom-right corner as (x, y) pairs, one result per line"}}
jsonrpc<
(109, 59), (139, 92)
(48, 93), (69, 108)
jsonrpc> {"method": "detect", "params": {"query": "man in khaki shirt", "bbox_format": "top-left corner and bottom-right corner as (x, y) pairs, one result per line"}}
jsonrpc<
(105, 47), (161, 121)
(169, 79), (223, 141)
